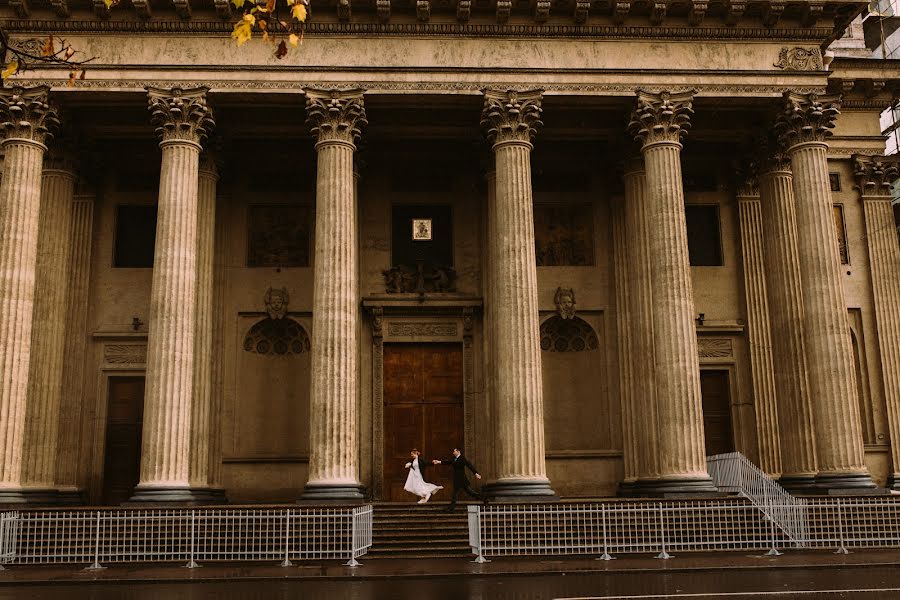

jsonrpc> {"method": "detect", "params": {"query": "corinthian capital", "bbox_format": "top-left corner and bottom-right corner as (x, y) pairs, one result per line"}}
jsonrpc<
(853, 154), (899, 198)
(480, 89), (543, 147)
(305, 89), (367, 148)
(774, 91), (840, 150)
(147, 87), (215, 145)
(0, 86), (60, 146)
(756, 132), (792, 175)
(627, 89), (695, 148)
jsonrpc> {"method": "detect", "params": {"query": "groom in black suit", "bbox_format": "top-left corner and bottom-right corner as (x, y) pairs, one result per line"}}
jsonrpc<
(433, 447), (488, 511)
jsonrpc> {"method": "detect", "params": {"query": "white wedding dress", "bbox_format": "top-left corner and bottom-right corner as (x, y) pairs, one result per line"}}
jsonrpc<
(404, 459), (443, 503)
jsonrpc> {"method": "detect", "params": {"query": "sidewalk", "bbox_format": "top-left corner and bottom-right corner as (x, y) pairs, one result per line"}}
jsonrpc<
(1, 549), (899, 585)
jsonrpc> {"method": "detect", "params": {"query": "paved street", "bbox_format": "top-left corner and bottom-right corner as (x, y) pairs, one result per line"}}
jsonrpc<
(3, 561), (900, 599)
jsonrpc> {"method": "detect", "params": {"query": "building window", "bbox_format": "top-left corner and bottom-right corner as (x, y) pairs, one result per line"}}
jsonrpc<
(685, 204), (723, 266)
(247, 205), (312, 268)
(833, 204), (850, 265)
(829, 173), (841, 192)
(114, 205), (157, 268)
(533, 203), (594, 266)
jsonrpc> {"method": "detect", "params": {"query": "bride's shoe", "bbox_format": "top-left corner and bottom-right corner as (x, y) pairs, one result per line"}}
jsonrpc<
(417, 497), (427, 504)
(423, 492), (432, 503)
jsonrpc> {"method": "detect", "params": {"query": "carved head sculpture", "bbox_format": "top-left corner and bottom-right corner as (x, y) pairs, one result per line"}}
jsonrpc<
(554, 287), (576, 320)
(264, 287), (290, 320)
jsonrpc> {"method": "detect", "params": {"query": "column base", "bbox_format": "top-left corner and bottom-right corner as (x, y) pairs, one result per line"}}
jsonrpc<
(777, 474), (819, 493)
(815, 471), (879, 493)
(0, 488), (62, 506)
(488, 478), (556, 501)
(55, 487), (86, 506)
(128, 485), (228, 505)
(301, 482), (366, 502)
(631, 476), (719, 497)
(887, 473), (900, 491)
(617, 480), (638, 497)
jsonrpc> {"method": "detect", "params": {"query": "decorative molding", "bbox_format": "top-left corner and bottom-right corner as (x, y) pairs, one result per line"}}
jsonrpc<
(0, 86), (60, 145)
(147, 86), (215, 144)
(689, 0), (708, 25)
(9, 0), (30, 18)
(50, 0), (69, 17)
(417, 0), (431, 22)
(174, 0), (192, 20)
(377, 0), (390, 21)
(535, 0), (551, 23)
(773, 47), (823, 71)
(304, 88), (367, 146)
(481, 89), (543, 146)
(387, 322), (458, 337)
(698, 337), (733, 358)
(338, 0), (351, 20)
(574, 0), (589, 24)
(92, 0), (109, 18)
(496, 0), (511, 22)
(628, 89), (695, 146)
(104, 344), (148, 364)
(0, 20), (837, 41)
(133, 0), (152, 18)
(214, 0), (232, 19)
(456, 0), (471, 22)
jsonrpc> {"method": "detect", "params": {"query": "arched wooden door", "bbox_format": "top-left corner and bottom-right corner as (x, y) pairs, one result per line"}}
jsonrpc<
(382, 343), (464, 501)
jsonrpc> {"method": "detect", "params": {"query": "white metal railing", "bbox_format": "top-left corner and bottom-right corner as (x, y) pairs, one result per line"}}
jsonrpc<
(707, 451), (808, 543)
(467, 497), (900, 562)
(1, 505), (372, 569)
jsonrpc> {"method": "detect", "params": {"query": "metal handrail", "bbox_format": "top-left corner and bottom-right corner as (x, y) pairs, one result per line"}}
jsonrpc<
(0, 505), (373, 569)
(707, 452), (808, 543)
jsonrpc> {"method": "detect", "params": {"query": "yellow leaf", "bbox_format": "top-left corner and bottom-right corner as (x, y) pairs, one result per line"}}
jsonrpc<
(291, 2), (306, 21)
(231, 0), (245, 7)
(102, 0), (113, 7)
(286, 0), (295, 4)
(243, 12), (256, 23)
(265, 0), (276, 11)
(231, 20), (253, 45)
(288, 33), (300, 47)
(41, 35), (54, 58)
(1, 61), (18, 79)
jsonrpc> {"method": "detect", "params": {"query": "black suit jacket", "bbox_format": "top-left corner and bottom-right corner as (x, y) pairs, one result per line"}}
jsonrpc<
(440, 455), (479, 487)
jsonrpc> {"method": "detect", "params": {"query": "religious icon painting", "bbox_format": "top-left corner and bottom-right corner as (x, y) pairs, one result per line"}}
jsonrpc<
(412, 218), (433, 241)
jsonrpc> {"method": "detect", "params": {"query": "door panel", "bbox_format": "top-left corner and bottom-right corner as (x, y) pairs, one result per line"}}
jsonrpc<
(701, 370), (735, 456)
(383, 343), (464, 501)
(102, 377), (145, 505)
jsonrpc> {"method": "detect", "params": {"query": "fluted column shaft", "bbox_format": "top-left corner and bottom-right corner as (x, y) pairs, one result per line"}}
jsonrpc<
(480, 90), (554, 497)
(736, 192), (782, 477)
(0, 87), (58, 502)
(483, 170), (499, 478)
(623, 164), (660, 485)
(628, 90), (714, 493)
(209, 193), (228, 489)
(302, 89), (366, 499)
(789, 143), (871, 485)
(22, 165), (76, 497)
(188, 159), (217, 492)
(758, 168), (818, 487)
(854, 155), (900, 489)
(56, 193), (94, 502)
(133, 87), (215, 502)
(611, 192), (638, 485)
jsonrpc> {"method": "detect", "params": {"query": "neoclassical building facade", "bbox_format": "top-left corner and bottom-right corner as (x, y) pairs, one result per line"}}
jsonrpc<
(0, 0), (899, 504)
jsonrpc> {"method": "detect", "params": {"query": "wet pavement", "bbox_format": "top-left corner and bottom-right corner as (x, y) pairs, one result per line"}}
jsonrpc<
(2, 551), (900, 599)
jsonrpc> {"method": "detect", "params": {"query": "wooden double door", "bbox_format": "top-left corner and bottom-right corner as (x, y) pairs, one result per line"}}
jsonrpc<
(383, 343), (464, 501)
(101, 376), (145, 505)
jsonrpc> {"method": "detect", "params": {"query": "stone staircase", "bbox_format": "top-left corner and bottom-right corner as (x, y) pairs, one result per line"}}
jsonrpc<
(368, 502), (473, 559)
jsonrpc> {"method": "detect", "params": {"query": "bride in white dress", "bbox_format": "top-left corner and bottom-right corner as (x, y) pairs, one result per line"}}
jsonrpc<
(404, 449), (443, 504)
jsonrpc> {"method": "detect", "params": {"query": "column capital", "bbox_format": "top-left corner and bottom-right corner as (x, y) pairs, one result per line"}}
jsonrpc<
(0, 86), (59, 147)
(853, 154), (899, 198)
(43, 131), (79, 173)
(735, 159), (760, 197)
(480, 89), (543, 148)
(775, 91), (841, 150)
(627, 89), (695, 148)
(147, 86), (215, 146)
(304, 89), (367, 148)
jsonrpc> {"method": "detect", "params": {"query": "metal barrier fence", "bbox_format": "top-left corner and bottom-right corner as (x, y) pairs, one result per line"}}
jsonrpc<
(0, 505), (373, 569)
(707, 452), (808, 543)
(467, 497), (900, 562)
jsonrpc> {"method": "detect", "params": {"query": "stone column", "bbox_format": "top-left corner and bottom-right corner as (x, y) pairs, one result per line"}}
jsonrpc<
(187, 153), (225, 502)
(622, 158), (661, 491)
(610, 188), (639, 489)
(0, 87), (59, 503)
(853, 155), (900, 490)
(627, 90), (715, 493)
(757, 151), (818, 490)
(55, 190), (95, 504)
(302, 89), (367, 500)
(775, 92), (875, 490)
(482, 168), (499, 479)
(209, 192), (228, 492)
(481, 89), (555, 498)
(131, 87), (215, 503)
(735, 174), (782, 478)
(21, 144), (77, 503)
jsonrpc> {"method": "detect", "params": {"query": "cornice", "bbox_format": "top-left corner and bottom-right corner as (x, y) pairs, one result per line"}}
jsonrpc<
(0, 19), (836, 41)
(12, 78), (827, 96)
